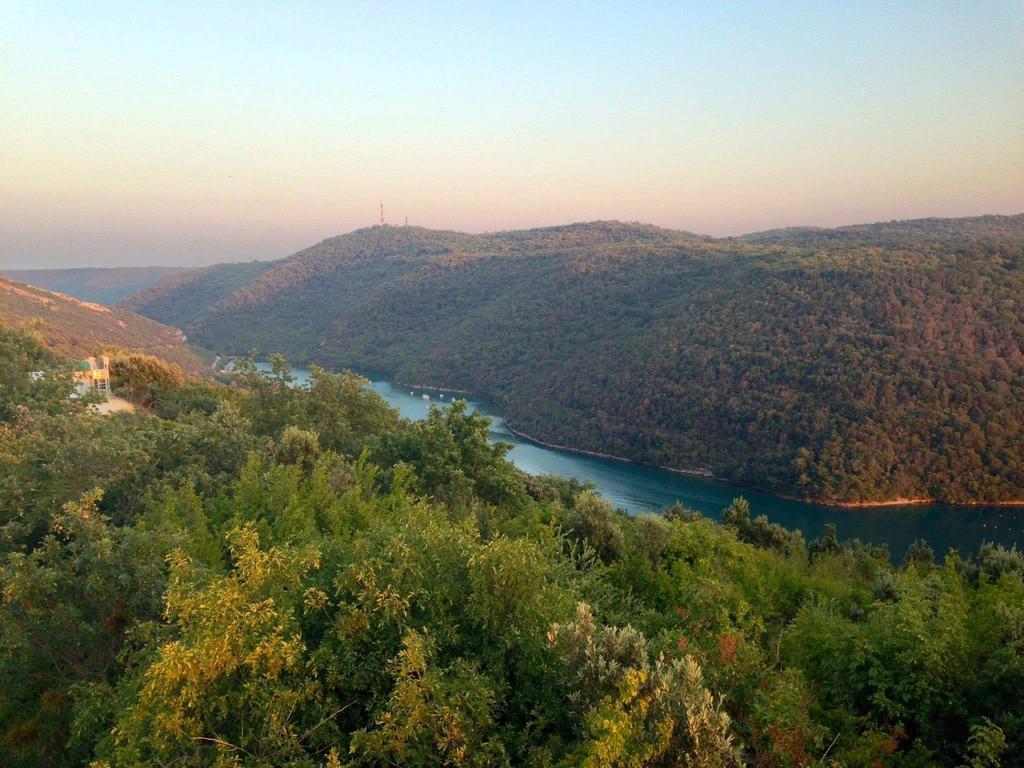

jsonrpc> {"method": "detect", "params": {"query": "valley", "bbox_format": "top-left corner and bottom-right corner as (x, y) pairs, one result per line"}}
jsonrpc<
(126, 216), (1024, 506)
(5, 6), (1021, 764)
(0, 266), (188, 305)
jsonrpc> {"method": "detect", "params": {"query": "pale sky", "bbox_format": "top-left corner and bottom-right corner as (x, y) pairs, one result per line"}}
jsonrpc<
(2, 1), (1022, 268)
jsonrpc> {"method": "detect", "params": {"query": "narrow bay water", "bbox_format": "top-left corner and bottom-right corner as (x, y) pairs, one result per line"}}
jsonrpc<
(277, 365), (1023, 560)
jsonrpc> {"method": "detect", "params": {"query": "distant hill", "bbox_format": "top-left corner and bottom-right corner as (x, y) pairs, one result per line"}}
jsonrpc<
(120, 260), (274, 330)
(0, 276), (208, 373)
(737, 213), (1024, 247)
(125, 215), (1024, 504)
(0, 266), (189, 305)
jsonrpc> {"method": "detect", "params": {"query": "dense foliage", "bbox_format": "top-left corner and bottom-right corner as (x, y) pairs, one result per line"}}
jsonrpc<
(2, 328), (1021, 767)
(123, 216), (1024, 504)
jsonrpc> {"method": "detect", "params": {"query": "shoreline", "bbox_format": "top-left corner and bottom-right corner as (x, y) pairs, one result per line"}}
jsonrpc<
(503, 422), (716, 479)
(501, 419), (1024, 511)
(829, 497), (1024, 509)
(263, 360), (1024, 511)
(398, 381), (474, 395)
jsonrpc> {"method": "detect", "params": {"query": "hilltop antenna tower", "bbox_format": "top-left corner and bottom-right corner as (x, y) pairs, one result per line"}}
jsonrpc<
(380, 202), (384, 226)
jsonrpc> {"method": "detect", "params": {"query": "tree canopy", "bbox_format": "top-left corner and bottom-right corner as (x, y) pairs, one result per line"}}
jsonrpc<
(1, 328), (1021, 767)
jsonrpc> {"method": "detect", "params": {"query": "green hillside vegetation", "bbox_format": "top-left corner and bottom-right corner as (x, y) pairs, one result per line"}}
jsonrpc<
(0, 267), (188, 305)
(120, 259), (274, 329)
(1, 329), (1020, 767)
(125, 215), (1024, 505)
(0, 276), (209, 373)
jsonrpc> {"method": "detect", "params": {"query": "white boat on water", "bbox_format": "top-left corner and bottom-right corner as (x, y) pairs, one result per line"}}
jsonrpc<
(421, 393), (430, 400)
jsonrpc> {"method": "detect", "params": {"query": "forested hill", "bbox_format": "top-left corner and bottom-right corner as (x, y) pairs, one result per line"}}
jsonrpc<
(124, 215), (1024, 504)
(0, 276), (208, 373)
(120, 259), (274, 329)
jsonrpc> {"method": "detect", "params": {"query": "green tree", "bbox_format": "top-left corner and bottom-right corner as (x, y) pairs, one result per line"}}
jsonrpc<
(0, 491), (172, 767)
(549, 603), (742, 767)
(565, 490), (625, 564)
(372, 399), (526, 511)
(98, 525), (331, 766)
(348, 630), (509, 767)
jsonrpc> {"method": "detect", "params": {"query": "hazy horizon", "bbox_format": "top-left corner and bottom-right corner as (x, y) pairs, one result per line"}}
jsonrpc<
(3, 1), (1022, 269)
(6, 212), (1024, 273)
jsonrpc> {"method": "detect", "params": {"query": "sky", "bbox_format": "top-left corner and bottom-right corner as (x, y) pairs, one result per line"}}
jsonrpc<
(2, 1), (1022, 268)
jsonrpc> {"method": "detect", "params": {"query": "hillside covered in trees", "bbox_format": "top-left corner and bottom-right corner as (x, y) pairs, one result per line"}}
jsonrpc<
(0, 276), (208, 373)
(2, 327), (1022, 767)
(124, 215), (1024, 505)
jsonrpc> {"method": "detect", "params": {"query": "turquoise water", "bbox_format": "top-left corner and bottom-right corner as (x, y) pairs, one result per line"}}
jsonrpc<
(276, 365), (1024, 560)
